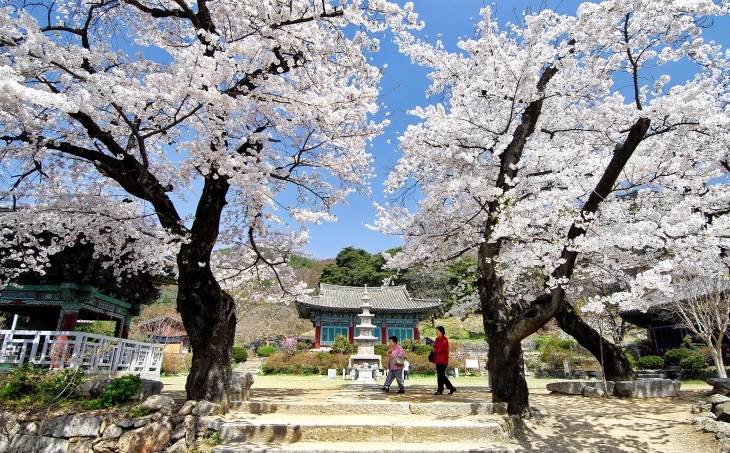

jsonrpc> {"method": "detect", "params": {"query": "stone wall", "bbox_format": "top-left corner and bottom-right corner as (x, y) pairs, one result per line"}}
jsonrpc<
(0, 396), (224, 453)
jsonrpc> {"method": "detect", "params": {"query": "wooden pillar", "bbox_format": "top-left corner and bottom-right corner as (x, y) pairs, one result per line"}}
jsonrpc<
(314, 321), (321, 349)
(348, 320), (354, 343)
(381, 320), (387, 345)
(119, 318), (131, 339)
(414, 327), (420, 342)
(58, 310), (79, 332)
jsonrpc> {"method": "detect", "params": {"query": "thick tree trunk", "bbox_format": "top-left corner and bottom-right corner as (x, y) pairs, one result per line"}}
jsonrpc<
(554, 302), (634, 381)
(487, 336), (530, 417)
(177, 259), (236, 412)
(175, 174), (236, 412)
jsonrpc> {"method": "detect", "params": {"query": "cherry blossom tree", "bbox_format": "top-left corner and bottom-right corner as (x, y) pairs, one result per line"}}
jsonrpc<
(665, 276), (730, 378)
(373, 0), (729, 416)
(0, 0), (420, 410)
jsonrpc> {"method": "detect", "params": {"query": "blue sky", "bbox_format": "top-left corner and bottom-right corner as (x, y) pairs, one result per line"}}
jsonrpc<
(298, 0), (730, 259)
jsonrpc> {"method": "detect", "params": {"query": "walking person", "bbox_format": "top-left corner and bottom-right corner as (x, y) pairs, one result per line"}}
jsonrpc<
(433, 326), (456, 395)
(381, 336), (406, 393)
(403, 358), (410, 380)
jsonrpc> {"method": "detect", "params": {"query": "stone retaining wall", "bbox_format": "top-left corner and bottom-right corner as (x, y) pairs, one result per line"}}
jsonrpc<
(0, 396), (223, 453)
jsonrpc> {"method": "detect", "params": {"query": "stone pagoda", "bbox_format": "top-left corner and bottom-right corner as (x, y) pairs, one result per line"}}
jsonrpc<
(348, 287), (382, 379)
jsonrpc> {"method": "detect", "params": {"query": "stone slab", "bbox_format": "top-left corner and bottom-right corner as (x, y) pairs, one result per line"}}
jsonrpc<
(707, 378), (730, 394)
(234, 401), (494, 417)
(614, 379), (677, 398)
(408, 403), (495, 416)
(546, 381), (588, 395)
(211, 442), (515, 453)
(392, 422), (506, 443)
(219, 422), (393, 444)
(8, 435), (67, 453)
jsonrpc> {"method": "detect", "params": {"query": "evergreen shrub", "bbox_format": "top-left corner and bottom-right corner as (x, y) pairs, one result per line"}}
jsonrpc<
(232, 347), (248, 363)
(329, 334), (357, 354)
(91, 374), (141, 409)
(637, 355), (665, 370)
(679, 351), (710, 371)
(664, 348), (694, 365)
(257, 345), (277, 357)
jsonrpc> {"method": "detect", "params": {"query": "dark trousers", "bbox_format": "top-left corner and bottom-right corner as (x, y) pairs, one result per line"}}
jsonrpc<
(436, 364), (454, 392)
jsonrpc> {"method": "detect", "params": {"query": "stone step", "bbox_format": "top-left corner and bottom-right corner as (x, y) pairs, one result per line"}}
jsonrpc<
(212, 441), (516, 453)
(231, 401), (505, 417)
(218, 414), (514, 445)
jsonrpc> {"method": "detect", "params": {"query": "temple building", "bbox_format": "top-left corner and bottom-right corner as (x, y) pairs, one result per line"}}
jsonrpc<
(295, 284), (441, 348)
(0, 239), (173, 338)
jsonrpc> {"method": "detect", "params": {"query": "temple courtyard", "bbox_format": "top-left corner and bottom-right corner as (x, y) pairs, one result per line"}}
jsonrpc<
(159, 375), (720, 452)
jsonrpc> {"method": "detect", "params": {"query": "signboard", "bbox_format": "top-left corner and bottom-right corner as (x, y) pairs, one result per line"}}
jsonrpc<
(465, 359), (480, 369)
(327, 368), (337, 379)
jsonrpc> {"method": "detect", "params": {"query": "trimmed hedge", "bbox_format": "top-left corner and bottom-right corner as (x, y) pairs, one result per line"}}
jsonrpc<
(262, 352), (350, 375)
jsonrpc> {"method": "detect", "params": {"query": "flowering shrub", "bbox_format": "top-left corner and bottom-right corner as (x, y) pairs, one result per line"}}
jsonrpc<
(282, 337), (298, 356)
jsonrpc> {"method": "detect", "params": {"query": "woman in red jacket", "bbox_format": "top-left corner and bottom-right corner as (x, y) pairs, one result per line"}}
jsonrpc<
(432, 326), (456, 395)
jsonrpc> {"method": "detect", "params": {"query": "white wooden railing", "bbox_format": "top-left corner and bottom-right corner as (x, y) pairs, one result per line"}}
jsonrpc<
(0, 330), (164, 376)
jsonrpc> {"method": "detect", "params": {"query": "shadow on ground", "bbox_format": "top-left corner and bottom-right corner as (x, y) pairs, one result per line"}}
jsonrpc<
(515, 391), (717, 453)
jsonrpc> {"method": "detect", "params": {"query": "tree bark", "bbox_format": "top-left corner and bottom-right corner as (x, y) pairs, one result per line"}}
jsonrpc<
(177, 245), (237, 412)
(488, 336), (530, 417)
(712, 339), (727, 378)
(176, 172), (236, 412)
(555, 302), (635, 381)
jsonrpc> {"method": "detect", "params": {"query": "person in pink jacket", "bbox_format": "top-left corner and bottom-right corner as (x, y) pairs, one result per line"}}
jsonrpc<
(381, 336), (406, 393)
(432, 326), (456, 395)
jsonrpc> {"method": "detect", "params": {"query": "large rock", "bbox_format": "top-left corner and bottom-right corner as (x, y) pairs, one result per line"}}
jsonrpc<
(41, 414), (102, 438)
(139, 380), (165, 401)
(230, 372), (255, 401)
(141, 395), (175, 412)
(545, 381), (587, 395)
(101, 423), (124, 440)
(165, 439), (187, 453)
(546, 380), (615, 396)
(176, 401), (196, 416)
(87, 378), (163, 401)
(614, 379), (677, 398)
(93, 441), (117, 453)
(714, 402), (730, 422)
(170, 415), (196, 444)
(8, 435), (67, 453)
(707, 378), (730, 395)
(192, 400), (221, 417)
(709, 394), (730, 405)
(67, 438), (94, 453)
(585, 381), (615, 396)
(118, 421), (172, 453)
(703, 419), (730, 437)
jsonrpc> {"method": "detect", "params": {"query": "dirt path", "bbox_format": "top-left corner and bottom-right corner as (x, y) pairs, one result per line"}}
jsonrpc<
(515, 390), (719, 453)
(159, 375), (722, 452)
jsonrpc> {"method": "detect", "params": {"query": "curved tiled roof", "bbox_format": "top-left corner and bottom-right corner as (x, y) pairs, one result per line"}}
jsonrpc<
(295, 284), (441, 319)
